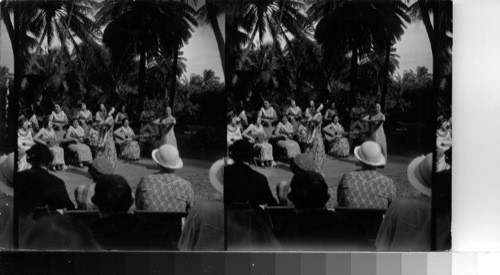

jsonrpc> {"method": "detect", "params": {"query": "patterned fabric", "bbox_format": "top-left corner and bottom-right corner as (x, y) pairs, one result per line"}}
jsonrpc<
(49, 111), (68, 129)
(337, 170), (396, 209)
(140, 124), (160, 155)
(305, 113), (325, 173)
(329, 137), (350, 157)
(135, 173), (194, 212)
(159, 116), (177, 148)
(96, 117), (117, 169)
(37, 128), (65, 166)
(227, 126), (242, 146)
(75, 183), (97, 210)
(120, 141), (141, 160)
(276, 140), (301, 159)
(67, 126), (93, 163)
(350, 106), (365, 127)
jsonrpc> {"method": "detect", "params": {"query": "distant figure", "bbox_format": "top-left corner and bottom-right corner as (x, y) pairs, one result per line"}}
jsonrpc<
(18, 116), (35, 171)
(178, 158), (226, 251)
(322, 115), (350, 157)
(227, 112), (243, 146)
(225, 140), (278, 208)
(275, 115), (301, 161)
(77, 102), (93, 134)
(350, 100), (365, 129)
(34, 117), (66, 171)
(22, 144), (75, 211)
(89, 174), (162, 250)
(139, 102), (155, 131)
(258, 100), (277, 127)
(285, 99), (302, 126)
(114, 119), (141, 160)
(154, 106), (177, 148)
(242, 116), (275, 167)
(114, 105), (129, 128)
(363, 103), (387, 159)
(376, 153), (450, 251)
(95, 103), (107, 124)
(66, 118), (93, 167)
(323, 102), (338, 125)
(304, 103), (325, 173)
(75, 157), (115, 210)
(349, 112), (369, 151)
(140, 116), (161, 156)
(22, 215), (99, 250)
(48, 103), (68, 131)
(135, 145), (194, 212)
(96, 107), (117, 169)
(337, 141), (395, 209)
(274, 171), (372, 250)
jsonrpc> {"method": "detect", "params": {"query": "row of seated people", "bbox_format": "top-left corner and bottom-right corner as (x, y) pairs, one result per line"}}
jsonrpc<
(224, 139), (451, 250)
(0, 143), (201, 250)
(18, 109), (170, 171)
(228, 110), (370, 167)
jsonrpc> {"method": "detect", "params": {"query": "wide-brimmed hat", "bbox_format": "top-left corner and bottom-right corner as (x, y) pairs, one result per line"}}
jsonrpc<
(152, 144), (183, 170)
(354, 141), (386, 167)
(407, 153), (433, 196)
(209, 158), (233, 194)
(0, 153), (14, 196)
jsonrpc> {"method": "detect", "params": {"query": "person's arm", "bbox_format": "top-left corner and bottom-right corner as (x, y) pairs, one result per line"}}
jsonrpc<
(61, 112), (68, 125)
(33, 130), (47, 145)
(242, 125), (255, 142)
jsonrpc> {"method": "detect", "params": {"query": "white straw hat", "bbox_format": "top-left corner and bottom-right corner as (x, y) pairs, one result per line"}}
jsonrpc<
(407, 153), (433, 196)
(152, 144), (183, 170)
(354, 141), (386, 167)
(209, 158), (233, 194)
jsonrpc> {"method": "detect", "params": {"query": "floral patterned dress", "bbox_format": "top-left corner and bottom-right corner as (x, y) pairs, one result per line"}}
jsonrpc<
(116, 126), (141, 160)
(245, 124), (274, 162)
(96, 116), (117, 169)
(66, 126), (93, 164)
(305, 113), (325, 173)
(324, 122), (349, 157)
(275, 122), (301, 160)
(17, 130), (34, 171)
(77, 110), (93, 134)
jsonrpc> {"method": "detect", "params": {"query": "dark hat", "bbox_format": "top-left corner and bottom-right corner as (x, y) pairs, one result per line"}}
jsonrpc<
(228, 139), (253, 162)
(91, 174), (133, 213)
(26, 144), (54, 166)
(88, 157), (114, 180)
(287, 171), (330, 210)
(290, 154), (315, 174)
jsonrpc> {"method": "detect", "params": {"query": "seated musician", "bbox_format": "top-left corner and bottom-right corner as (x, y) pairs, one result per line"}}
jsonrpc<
(242, 116), (275, 167)
(257, 100), (277, 127)
(322, 115), (350, 157)
(114, 119), (141, 161)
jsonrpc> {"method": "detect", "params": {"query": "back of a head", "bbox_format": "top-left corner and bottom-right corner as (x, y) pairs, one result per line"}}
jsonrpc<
(26, 144), (54, 167)
(288, 171), (330, 210)
(91, 174), (133, 214)
(228, 139), (253, 163)
(22, 215), (99, 250)
(17, 170), (45, 215)
(88, 157), (114, 181)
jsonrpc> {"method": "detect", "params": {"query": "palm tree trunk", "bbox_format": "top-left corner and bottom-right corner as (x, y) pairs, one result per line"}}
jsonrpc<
(208, 9), (225, 75)
(380, 40), (391, 112)
(138, 43), (146, 110)
(170, 46), (179, 109)
(349, 42), (359, 108)
(1, 5), (15, 54)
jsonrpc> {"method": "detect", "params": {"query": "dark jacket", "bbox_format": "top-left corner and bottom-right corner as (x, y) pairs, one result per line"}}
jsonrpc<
(18, 168), (75, 211)
(224, 162), (278, 208)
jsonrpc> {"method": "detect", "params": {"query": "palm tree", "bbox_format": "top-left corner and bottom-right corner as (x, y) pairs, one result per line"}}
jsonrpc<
(309, 0), (381, 107)
(372, 0), (410, 112)
(196, 0), (225, 75)
(95, 0), (197, 109)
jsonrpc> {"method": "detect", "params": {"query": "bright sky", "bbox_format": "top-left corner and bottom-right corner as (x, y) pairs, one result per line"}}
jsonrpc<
(0, 0), (432, 78)
(0, 1), (225, 79)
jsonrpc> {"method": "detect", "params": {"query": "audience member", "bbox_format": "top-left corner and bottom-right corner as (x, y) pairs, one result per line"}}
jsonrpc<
(337, 141), (396, 209)
(135, 144), (194, 212)
(225, 140), (278, 208)
(21, 215), (99, 250)
(274, 171), (372, 250)
(276, 153), (315, 206)
(178, 158), (227, 251)
(89, 174), (162, 250)
(22, 144), (75, 211)
(376, 153), (438, 251)
(74, 157), (115, 210)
